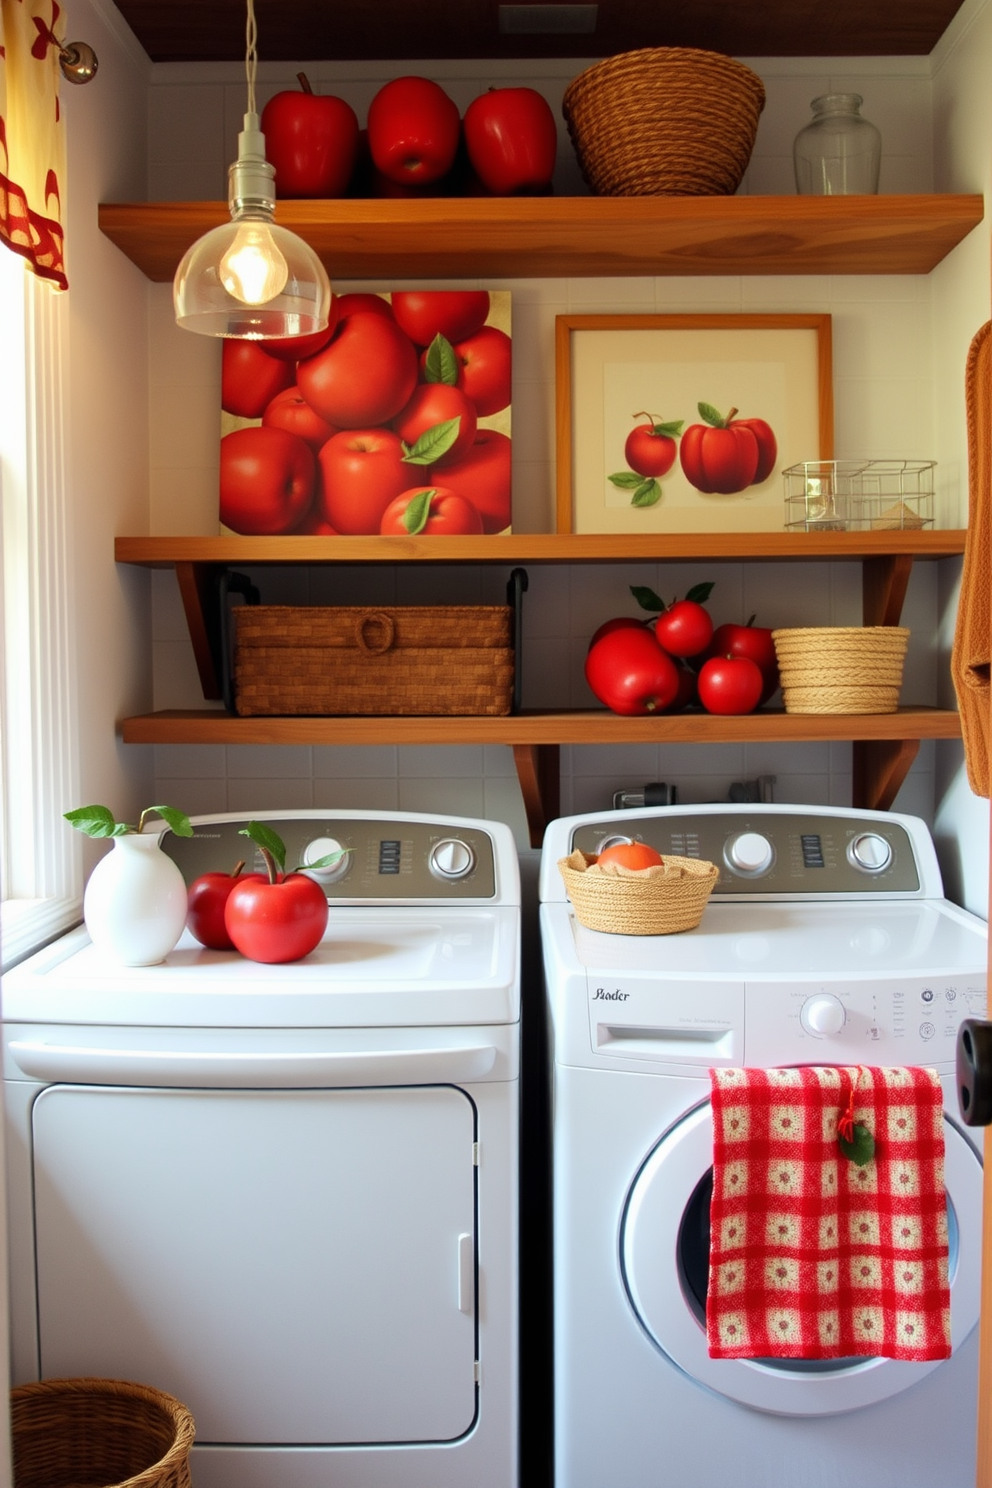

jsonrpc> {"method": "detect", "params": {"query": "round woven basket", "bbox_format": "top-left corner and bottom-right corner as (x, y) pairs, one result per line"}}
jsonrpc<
(558, 849), (719, 935)
(772, 626), (910, 715)
(562, 47), (766, 197)
(10, 1378), (195, 1488)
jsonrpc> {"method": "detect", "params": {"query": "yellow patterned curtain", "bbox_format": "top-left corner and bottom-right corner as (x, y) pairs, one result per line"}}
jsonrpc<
(0, 0), (67, 288)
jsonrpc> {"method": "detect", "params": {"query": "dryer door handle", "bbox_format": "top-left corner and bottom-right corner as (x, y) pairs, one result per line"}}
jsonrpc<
(8, 1039), (499, 1088)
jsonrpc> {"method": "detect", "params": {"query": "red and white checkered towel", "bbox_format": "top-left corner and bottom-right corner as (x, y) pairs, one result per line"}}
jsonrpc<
(707, 1065), (950, 1362)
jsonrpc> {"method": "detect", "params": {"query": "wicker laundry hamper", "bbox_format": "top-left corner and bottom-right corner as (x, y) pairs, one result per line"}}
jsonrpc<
(558, 849), (719, 935)
(562, 47), (765, 196)
(772, 626), (910, 715)
(10, 1378), (195, 1488)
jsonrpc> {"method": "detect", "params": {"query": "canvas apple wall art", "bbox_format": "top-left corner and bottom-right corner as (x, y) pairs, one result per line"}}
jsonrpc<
(219, 290), (512, 536)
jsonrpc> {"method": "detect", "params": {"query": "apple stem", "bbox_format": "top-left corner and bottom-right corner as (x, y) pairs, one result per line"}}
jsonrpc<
(231, 859), (246, 878)
(258, 845), (279, 885)
(297, 71), (313, 94)
(725, 407), (739, 424)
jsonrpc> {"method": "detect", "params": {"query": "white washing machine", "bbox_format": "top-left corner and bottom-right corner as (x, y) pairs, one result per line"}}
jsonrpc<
(540, 803), (987, 1488)
(2, 810), (519, 1488)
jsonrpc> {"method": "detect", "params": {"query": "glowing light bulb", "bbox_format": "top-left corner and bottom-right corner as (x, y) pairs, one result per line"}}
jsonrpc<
(219, 223), (289, 305)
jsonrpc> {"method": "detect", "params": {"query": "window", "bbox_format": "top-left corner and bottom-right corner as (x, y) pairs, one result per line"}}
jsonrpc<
(0, 248), (80, 967)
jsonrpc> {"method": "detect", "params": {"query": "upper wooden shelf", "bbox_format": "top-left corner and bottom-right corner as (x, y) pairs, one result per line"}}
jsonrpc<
(115, 529), (966, 567)
(98, 194), (984, 281)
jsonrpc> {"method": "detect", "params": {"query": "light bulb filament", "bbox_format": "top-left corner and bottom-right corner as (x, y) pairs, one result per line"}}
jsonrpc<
(219, 223), (289, 305)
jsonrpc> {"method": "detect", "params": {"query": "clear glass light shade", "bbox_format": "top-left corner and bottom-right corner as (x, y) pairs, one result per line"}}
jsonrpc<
(173, 113), (332, 338)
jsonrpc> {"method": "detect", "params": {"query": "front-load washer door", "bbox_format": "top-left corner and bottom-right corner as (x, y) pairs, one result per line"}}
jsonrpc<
(620, 1101), (982, 1416)
(31, 1083), (478, 1444)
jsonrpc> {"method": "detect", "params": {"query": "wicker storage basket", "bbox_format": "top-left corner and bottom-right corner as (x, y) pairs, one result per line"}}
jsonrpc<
(233, 605), (515, 717)
(10, 1378), (195, 1488)
(561, 47), (766, 197)
(772, 626), (910, 715)
(558, 849), (719, 935)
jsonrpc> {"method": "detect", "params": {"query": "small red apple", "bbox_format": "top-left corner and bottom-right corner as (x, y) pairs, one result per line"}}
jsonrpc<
(366, 75), (461, 187)
(318, 428), (414, 535)
(220, 426), (316, 535)
(260, 74), (359, 198)
(463, 86), (558, 195)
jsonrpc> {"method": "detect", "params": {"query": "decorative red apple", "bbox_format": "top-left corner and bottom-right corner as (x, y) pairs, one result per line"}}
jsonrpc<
(262, 387), (338, 453)
(697, 654), (764, 715)
(261, 74), (360, 198)
(318, 428), (415, 535)
(653, 597), (714, 659)
(463, 86), (558, 194)
(450, 325), (511, 416)
(223, 822), (339, 965)
(187, 862), (259, 951)
(680, 403), (777, 495)
(701, 618), (780, 704)
(434, 428), (512, 533)
(220, 426), (316, 535)
(297, 310), (419, 427)
(221, 340), (294, 419)
(367, 75), (461, 187)
(624, 412), (684, 477)
(391, 382), (478, 465)
(379, 487), (484, 536)
(585, 626), (680, 716)
(390, 290), (490, 347)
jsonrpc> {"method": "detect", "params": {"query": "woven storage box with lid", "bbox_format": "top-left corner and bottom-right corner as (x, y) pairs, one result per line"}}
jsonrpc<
(10, 1378), (195, 1488)
(772, 626), (910, 715)
(561, 47), (765, 197)
(233, 605), (514, 717)
(558, 849), (719, 935)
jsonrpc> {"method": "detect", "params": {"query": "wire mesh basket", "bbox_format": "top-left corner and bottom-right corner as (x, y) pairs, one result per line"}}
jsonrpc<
(783, 460), (935, 532)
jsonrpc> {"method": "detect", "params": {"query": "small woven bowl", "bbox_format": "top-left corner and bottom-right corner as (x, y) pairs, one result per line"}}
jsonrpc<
(558, 849), (719, 935)
(772, 626), (909, 715)
(562, 47), (766, 197)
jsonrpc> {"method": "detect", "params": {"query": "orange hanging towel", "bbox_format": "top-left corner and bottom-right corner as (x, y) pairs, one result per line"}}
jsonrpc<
(950, 319), (992, 797)
(707, 1065), (950, 1362)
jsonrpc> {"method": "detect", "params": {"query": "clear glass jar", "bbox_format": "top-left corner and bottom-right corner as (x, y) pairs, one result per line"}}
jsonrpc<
(793, 94), (881, 195)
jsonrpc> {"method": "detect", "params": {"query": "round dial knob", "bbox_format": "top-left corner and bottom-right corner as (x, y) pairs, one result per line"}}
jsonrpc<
(725, 831), (773, 874)
(848, 832), (892, 872)
(300, 835), (351, 884)
(429, 837), (476, 881)
(800, 993), (846, 1037)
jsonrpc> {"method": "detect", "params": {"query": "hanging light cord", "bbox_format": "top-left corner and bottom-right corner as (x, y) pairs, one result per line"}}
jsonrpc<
(244, 0), (258, 116)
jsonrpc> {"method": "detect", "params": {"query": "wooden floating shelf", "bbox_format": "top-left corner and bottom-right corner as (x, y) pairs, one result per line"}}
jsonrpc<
(114, 530), (967, 567)
(98, 194), (983, 281)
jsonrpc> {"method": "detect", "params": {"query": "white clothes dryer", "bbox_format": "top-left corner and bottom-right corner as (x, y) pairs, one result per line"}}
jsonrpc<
(540, 804), (987, 1488)
(3, 810), (520, 1488)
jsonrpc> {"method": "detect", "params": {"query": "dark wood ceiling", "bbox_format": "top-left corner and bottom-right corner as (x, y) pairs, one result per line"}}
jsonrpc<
(111, 0), (967, 63)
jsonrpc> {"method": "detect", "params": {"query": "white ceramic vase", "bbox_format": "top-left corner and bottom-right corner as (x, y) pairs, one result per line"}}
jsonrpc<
(83, 832), (188, 966)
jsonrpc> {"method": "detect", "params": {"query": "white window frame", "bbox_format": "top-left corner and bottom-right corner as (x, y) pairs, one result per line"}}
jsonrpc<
(0, 249), (81, 968)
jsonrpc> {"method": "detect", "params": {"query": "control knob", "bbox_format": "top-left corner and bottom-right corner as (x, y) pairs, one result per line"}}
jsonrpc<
(429, 837), (476, 881)
(848, 832), (892, 872)
(725, 831), (773, 875)
(300, 836), (351, 884)
(800, 993), (846, 1037)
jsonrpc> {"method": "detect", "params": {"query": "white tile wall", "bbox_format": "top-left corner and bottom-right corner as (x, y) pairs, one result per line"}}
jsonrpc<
(144, 55), (949, 849)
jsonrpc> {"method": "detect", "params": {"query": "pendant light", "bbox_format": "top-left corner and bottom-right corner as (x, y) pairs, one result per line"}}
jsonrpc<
(173, 0), (331, 338)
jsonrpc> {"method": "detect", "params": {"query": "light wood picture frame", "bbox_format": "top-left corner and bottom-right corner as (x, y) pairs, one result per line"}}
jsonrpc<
(555, 313), (833, 534)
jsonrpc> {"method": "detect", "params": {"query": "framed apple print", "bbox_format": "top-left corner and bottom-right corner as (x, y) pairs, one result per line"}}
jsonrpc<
(219, 289), (512, 536)
(555, 313), (833, 534)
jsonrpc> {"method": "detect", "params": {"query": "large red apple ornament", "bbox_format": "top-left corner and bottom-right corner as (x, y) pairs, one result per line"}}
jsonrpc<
(223, 821), (344, 965)
(585, 627), (680, 716)
(261, 74), (360, 198)
(463, 86), (558, 194)
(367, 76), (461, 187)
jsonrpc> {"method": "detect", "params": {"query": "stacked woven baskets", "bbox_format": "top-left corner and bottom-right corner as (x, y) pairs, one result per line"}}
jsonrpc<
(562, 47), (766, 196)
(772, 627), (910, 715)
(558, 849), (719, 935)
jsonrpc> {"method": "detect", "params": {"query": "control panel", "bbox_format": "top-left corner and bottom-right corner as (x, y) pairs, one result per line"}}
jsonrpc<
(570, 810), (921, 896)
(162, 816), (496, 899)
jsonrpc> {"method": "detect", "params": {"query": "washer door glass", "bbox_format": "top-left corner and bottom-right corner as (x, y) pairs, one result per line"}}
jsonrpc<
(620, 1101), (982, 1416)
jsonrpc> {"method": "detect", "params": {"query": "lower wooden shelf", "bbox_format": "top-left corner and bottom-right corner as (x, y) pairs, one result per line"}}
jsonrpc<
(120, 706), (961, 846)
